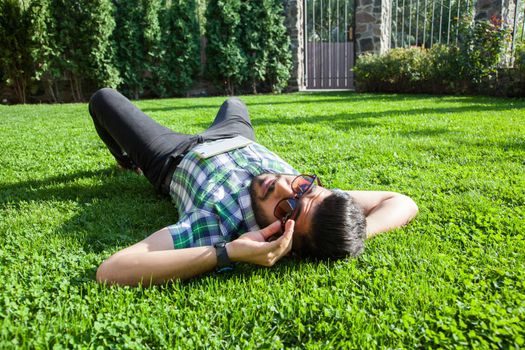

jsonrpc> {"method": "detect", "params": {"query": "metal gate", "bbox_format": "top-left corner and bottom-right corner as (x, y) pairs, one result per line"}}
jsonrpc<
(304, 0), (355, 89)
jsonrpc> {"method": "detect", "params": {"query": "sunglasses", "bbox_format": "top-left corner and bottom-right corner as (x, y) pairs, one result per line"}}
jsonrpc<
(273, 174), (322, 231)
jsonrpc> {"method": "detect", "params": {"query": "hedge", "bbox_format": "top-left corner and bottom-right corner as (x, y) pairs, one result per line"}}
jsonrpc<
(205, 0), (292, 95)
(0, 0), (293, 103)
(353, 18), (525, 97)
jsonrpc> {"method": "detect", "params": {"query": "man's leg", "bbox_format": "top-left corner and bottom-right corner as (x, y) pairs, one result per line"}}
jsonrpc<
(88, 88), (195, 193)
(198, 97), (256, 142)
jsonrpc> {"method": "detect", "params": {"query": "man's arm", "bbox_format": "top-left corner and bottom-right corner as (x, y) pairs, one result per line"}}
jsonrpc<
(346, 191), (418, 238)
(96, 220), (294, 286)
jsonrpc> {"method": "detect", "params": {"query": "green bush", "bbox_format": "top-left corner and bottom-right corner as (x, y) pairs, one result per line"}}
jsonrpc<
(157, 0), (200, 97)
(260, 0), (292, 93)
(49, 0), (120, 101)
(238, 0), (292, 94)
(112, 0), (146, 99)
(206, 0), (246, 95)
(515, 43), (525, 74)
(1, 0), (288, 102)
(425, 45), (466, 92)
(206, 0), (291, 95)
(354, 19), (514, 95)
(112, 0), (199, 99)
(0, 0), (33, 103)
(353, 47), (428, 92)
(457, 17), (510, 85)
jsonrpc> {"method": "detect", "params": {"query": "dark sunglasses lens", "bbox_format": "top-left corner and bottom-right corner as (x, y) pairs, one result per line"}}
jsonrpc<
(274, 198), (297, 219)
(292, 175), (315, 195)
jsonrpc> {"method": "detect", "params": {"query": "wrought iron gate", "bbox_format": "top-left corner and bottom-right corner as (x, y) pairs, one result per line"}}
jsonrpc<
(304, 0), (355, 89)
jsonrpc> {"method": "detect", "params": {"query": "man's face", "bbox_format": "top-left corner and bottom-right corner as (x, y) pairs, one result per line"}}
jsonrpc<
(249, 173), (332, 240)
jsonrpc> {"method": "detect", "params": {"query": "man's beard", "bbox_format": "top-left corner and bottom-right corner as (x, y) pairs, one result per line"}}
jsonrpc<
(249, 176), (272, 228)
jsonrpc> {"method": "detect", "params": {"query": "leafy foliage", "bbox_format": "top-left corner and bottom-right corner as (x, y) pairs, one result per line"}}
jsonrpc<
(206, 0), (292, 95)
(457, 16), (511, 84)
(354, 19), (517, 95)
(0, 0), (33, 103)
(0, 0), (200, 103)
(259, 0), (292, 93)
(206, 0), (246, 95)
(112, 0), (146, 99)
(353, 47), (429, 92)
(50, 0), (120, 101)
(514, 43), (525, 74)
(112, 0), (200, 99)
(156, 0), (200, 97)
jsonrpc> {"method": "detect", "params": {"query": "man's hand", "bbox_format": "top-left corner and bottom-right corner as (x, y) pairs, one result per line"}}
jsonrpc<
(226, 220), (295, 267)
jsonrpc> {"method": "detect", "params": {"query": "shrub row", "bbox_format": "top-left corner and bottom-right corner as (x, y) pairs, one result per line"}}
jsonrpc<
(0, 0), (293, 103)
(354, 19), (525, 96)
(205, 0), (292, 95)
(0, 0), (200, 103)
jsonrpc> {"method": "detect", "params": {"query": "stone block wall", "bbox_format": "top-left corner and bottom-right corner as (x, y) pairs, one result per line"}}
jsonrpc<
(283, 0), (306, 91)
(355, 0), (392, 55)
(475, 0), (517, 66)
(475, 0), (516, 23)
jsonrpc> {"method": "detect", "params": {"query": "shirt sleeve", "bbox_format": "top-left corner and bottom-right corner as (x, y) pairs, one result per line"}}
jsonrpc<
(167, 210), (223, 249)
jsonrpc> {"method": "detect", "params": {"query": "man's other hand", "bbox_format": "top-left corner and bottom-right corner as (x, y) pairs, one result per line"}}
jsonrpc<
(226, 220), (295, 267)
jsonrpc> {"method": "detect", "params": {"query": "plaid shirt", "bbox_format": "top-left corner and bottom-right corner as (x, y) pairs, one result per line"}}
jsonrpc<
(168, 142), (298, 249)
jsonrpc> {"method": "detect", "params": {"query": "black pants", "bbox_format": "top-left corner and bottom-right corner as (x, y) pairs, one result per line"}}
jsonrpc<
(88, 88), (255, 194)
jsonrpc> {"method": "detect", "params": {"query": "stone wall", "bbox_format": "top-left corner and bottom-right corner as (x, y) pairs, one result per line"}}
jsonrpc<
(283, 0), (306, 91)
(355, 0), (392, 55)
(475, 0), (516, 23)
(475, 0), (517, 66)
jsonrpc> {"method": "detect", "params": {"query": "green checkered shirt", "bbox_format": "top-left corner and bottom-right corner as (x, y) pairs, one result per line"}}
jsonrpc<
(168, 142), (298, 249)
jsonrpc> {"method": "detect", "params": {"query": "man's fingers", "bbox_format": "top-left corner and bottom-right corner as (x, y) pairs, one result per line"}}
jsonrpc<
(283, 219), (295, 238)
(270, 220), (295, 255)
(258, 220), (282, 240)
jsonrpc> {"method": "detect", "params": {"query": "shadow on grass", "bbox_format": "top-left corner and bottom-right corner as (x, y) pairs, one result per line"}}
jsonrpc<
(139, 92), (415, 113)
(1, 168), (178, 254)
(183, 103), (523, 135)
(139, 92), (525, 114)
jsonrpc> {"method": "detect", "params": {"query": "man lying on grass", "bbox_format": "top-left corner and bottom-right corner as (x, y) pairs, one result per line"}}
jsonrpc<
(90, 88), (418, 286)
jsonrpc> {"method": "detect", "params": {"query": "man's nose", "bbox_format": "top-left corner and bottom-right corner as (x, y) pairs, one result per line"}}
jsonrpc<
(276, 178), (294, 197)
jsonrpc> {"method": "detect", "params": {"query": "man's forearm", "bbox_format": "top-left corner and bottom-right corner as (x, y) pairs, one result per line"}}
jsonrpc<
(96, 246), (217, 286)
(365, 194), (418, 238)
(96, 221), (294, 287)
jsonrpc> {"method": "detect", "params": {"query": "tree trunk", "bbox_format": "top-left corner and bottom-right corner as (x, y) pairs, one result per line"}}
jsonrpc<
(69, 73), (77, 102)
(74, 75), (83, 102)
(14, 77), (27, 104)
(45, 77), (57, 103)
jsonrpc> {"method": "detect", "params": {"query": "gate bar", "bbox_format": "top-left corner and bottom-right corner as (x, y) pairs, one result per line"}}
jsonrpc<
(416, 0), (420, 45)
(510, 0), (519, 60)
(304, 0), (308, 87)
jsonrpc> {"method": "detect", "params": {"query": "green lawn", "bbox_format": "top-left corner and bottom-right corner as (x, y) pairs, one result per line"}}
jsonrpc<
(0, 92), (524, 348)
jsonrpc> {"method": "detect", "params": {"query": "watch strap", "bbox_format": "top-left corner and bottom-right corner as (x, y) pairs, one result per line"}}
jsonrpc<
(214, 241), (232, 271)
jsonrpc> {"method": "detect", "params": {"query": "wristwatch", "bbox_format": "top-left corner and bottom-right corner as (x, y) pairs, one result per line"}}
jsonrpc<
(213, 241), (233, 272)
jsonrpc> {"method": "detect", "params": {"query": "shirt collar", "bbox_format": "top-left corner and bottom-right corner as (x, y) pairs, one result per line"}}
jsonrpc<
(238, 185), (260, 232)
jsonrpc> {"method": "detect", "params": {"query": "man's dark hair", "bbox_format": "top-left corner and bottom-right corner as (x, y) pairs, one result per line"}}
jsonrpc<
(296, 190), (367, 259)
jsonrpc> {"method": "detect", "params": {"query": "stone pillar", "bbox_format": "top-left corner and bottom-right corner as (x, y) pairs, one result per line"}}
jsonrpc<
(355, 0), (392, 56)
(475, 0), (516, 23)
(283, 0), (306, 91)
(475, 0), (517, 66)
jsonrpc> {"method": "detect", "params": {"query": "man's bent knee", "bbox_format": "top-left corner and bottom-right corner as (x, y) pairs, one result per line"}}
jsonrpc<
(89, 88), (119, 112)
(224, 97), (245, 107)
